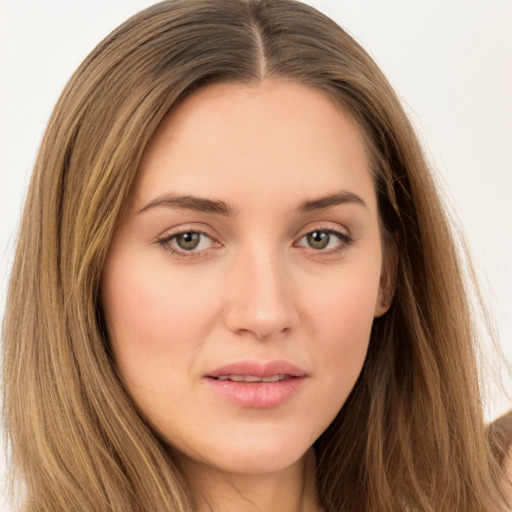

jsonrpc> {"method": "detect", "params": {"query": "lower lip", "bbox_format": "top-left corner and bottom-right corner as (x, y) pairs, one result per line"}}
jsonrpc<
(204, 377), (306, 408)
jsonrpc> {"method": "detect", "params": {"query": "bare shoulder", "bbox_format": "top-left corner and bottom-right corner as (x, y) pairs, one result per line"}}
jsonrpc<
(489, 410), (512, 505)
(500, 445), (512, 510)
(504, 442), (512, 483)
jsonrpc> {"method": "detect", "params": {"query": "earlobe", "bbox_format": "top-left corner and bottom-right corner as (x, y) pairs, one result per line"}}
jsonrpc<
(374, 274), (395, 317)
(374, 236), (399, 318)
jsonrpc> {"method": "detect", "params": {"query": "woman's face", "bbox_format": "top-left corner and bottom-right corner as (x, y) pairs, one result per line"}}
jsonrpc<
(101, 80), (389, 476)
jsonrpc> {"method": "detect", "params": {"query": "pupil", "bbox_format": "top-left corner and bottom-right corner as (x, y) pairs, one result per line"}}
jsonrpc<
(307, 231), (329, 249)
(177, 232), (200, 250)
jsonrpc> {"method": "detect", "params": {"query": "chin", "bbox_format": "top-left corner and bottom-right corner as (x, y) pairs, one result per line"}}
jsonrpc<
(207, 451), (308, 476)
(171, 426), (315, 476)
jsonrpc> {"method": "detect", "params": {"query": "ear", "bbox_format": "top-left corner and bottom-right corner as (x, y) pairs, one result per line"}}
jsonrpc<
(374, 235), (399, 318)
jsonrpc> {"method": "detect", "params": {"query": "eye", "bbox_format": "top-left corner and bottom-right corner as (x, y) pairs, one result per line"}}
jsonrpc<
(156, 230), (217, 255)
(174, 232), (202, 250)
(296, 228), (353, 252)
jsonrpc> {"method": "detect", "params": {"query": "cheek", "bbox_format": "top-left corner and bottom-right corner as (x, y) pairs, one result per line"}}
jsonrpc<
(306, 257), (380, 336)
(100, 252), (221, 395)
(302, 263), (381, 396)
(103, 256), (213, 344)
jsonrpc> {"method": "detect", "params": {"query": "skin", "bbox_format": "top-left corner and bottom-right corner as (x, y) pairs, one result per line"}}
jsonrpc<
(101, 80), (392, 512)
(504, 449), (512, 507)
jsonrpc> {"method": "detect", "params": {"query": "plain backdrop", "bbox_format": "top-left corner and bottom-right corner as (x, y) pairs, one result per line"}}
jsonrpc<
(1, 1), (511, 510)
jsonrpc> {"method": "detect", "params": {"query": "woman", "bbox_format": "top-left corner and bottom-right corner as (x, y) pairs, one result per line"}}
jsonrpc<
(2, 0), (510, 511)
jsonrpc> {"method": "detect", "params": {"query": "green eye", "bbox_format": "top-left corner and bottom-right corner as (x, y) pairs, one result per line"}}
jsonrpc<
(157, 229), (218, 257)
(296, 228), (353, 253)
(175, 232), (201, 250)
(306, 231), (331, 250)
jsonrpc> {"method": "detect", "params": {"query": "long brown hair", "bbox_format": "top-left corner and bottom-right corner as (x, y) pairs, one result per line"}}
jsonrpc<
(2, 0), (508, 510)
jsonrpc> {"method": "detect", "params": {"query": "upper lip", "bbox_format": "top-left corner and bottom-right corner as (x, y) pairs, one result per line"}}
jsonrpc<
(206, 360), (308, 379)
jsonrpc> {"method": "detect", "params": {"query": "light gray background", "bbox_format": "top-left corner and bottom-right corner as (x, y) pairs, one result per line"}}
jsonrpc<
(1, 1), (511, 510)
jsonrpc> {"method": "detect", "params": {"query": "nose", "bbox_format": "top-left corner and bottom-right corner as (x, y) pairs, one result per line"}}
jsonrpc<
(223, 246), (298, 341)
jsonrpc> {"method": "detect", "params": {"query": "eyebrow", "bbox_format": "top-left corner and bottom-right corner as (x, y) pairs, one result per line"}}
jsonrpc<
(138, 194), (237, 215)
(298, 191), (367, 212)
(138, 190), (366, 215)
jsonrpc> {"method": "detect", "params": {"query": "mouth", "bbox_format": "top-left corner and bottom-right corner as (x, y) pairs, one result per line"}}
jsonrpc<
(204, 360), (308, 408)
(214, 374), (291, 383)
(206, 359), (307, 380)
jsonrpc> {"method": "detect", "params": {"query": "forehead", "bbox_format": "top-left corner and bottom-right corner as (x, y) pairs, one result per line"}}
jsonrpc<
(133, 79), (377, 214)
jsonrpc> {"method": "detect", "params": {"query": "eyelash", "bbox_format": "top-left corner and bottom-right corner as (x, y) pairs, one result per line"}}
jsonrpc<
(156, 229), (215, 258)
(294, 228), (354, 254)
(156, 227), (354, 258)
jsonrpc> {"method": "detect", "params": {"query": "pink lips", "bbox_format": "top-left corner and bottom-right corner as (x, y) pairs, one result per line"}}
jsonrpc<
(204, 360), (308, 409)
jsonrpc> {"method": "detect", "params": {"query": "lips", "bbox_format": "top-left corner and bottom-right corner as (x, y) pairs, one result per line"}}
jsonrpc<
(206, 360), (307, 379)
(204, 360), (308, 408)
(216, 374), (289, 382)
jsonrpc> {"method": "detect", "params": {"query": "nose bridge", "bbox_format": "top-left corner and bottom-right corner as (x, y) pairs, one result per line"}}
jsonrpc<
(224, 241), (297, 339)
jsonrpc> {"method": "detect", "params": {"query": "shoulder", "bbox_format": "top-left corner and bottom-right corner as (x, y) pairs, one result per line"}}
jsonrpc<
(503, 445), (512, 501)
(489, 410), (512, 505)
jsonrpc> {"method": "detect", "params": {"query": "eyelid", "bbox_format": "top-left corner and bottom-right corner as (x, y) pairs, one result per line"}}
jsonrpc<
(155, 226), (221, 257)
(295, 221), (352, 239)
(154, 222), (354, 258)
(293, 223), (354, 253)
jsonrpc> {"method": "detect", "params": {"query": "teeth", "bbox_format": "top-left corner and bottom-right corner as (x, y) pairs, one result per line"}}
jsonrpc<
(262, 375), (285, 382)
(229, 375), (260, 382)
(216, 374), (288, 383)
(243, 375), (263, 383)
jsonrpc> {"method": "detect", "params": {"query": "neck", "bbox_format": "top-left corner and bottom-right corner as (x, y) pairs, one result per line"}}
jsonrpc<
(179, 449), (321, 512)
